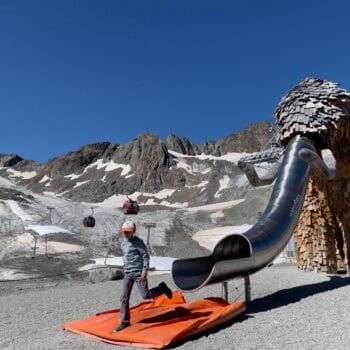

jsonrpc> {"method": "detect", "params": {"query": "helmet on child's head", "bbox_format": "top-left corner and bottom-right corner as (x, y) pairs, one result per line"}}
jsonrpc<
(120, 220), (136, 233)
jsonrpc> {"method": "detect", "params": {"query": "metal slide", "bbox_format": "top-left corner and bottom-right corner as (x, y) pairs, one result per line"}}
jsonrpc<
(172, 135), (316, 292)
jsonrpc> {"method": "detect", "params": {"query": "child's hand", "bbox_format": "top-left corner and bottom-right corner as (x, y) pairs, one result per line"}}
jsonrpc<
(140, 271), (147, 280)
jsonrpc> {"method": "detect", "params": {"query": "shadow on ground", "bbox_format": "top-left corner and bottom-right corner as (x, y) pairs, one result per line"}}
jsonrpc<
(247, 275), (350, 314)
(166, 313), (248, 349)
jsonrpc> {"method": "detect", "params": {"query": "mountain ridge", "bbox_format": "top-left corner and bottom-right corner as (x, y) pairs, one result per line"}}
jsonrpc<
(0, 120), (278, 280)
(1, 120), (275, 203)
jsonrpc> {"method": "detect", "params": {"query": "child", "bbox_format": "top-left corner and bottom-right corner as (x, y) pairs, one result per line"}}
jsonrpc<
(115, 220), (173, 332)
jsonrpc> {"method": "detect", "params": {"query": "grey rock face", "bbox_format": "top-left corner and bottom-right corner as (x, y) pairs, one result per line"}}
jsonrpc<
(12, 159), (43, 172)
(0, 154), (23, 167)
(45, 142), (113, 176)
(0, 187), (34, 202)
(207, 120), (276, 155)
(111, 132), (175, 193)
(165, 121), (275, 156)
(164, 134), (199, 155)
(1, 121), (275, 203)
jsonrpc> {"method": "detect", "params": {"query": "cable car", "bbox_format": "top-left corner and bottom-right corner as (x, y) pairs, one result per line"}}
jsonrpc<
(83, 215), (95, 228)
(123, 197), (139, 215)
(83, 207), (96, 227)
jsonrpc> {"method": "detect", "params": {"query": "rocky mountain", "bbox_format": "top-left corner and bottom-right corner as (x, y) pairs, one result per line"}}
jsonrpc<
(0, 120), (276, 204)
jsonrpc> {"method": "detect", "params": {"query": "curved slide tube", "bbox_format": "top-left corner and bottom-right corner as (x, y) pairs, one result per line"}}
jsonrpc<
(172, 135), (316, 292)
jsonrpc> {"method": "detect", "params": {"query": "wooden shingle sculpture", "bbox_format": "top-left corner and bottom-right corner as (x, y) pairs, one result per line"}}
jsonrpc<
(273, 77), (350, 273)
(274, 77), (350, 146)
(239, 77), (350, 273)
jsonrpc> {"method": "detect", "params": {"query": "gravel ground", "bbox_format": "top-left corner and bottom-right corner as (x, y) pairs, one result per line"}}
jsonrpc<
(1, 263), (349, 350)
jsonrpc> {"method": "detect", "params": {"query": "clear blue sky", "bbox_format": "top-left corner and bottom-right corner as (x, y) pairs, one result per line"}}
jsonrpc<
(1, 0), (350, 162)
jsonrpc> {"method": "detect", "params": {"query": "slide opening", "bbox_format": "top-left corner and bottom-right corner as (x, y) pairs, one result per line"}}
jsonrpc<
(212, 234), (251, 262)
(172, 234), (251, 291)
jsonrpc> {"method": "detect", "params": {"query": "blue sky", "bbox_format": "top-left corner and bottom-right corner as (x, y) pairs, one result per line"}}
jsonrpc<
(1, 0), (350, 163)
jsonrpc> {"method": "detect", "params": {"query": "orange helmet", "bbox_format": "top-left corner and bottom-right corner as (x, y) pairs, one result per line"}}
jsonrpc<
(120, 220), (136, 233)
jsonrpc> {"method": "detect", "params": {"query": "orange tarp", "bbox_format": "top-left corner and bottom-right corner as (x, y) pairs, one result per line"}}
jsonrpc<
(62, 291), (245, 349)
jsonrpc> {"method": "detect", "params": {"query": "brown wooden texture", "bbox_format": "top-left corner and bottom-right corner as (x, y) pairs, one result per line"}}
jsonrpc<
(294, 119), (350, 274)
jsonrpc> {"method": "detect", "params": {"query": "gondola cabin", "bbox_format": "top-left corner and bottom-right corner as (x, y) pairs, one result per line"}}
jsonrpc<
(123, 197), (139, 215)
(83, 215), (96, 228)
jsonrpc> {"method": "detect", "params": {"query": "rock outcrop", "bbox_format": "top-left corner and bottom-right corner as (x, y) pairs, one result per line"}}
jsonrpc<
(0, 154), (23, 167)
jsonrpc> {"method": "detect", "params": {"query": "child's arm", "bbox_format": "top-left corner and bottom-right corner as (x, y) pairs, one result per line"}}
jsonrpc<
(137, 240), (150, 279)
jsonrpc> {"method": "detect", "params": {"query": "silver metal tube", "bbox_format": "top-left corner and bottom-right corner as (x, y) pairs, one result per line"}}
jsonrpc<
(222, 281), (228, 301)
(172, 135), (315, 292)
(298, 147), (334, 179)
(244, 274), (251, 303)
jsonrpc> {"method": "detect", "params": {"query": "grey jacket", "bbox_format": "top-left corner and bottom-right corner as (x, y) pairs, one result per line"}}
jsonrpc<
(121, 235), (150, 273)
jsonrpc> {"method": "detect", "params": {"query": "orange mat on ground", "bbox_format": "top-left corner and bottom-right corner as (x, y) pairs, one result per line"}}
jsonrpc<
(62, 291), (245, 349)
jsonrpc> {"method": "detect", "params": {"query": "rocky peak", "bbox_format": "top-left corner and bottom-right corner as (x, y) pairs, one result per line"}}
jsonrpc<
(12, 159), (43, 172)
(164, 134), (199, 155)
(165, 121), (275, 157)
(218, 120), (276, 154)
(110, 132), (177, 192)
(0, 154), (23, 167)
(110, 132), (170, 168)
(45, 141), (113, 176)
(198, 121), (276, 156)
(198, 141), (217, 155)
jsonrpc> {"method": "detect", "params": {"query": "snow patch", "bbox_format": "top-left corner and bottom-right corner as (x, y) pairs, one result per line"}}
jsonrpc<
(64, 173), (82, 180)
(186, 180), (209, 189)
(85, 159), (132, 176)
(214, 175), (231, 198)
(184, 199), (245, 212)
(144, 198), (188, 208)
(193, 224), (252, 250)
(168, 150), (249, 163)
(5, 200), (33, 222)
(170, 158), (211, 175)
(10, 232), (79, 254)
(92, 256), (175, 272)
(0, 175), (16, 187)
(6, 169), (37, 179)
(43, 191), (60, 196)
(210, 211), (225, 220)
(39, 175), (51, 183)
(74, 180), (89, 188)
(26, 225), (72, 236)
(0, 269), (40, 281)
(95, 189), (178, 208)
(0, 202), (11, 216)
(5, 200), (73, 237)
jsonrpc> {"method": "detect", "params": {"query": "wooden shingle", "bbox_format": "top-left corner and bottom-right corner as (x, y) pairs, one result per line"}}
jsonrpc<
(274, 77), (350, 145)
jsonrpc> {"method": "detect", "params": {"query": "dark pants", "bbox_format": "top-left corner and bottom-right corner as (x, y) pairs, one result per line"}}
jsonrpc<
(120, 271), (164, 324)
